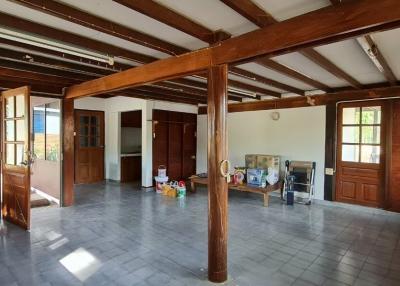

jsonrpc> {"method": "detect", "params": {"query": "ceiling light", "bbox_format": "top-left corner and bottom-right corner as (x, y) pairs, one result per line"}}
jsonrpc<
(0, 27), (114, 65)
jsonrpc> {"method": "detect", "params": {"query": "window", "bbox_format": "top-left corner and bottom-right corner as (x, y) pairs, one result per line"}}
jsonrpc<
(79, 115), (101, 148)
(341, 106), (381, 163)
(32, 101), (61, 162)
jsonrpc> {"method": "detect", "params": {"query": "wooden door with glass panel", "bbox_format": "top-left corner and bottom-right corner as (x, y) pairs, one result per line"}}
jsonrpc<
(336, 102), (385, 208)
(74, 110), (104, 184)
(2, 86), (31, 230)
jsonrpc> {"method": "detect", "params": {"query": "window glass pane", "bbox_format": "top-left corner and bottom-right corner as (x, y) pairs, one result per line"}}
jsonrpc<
(16, 144), (24, 166)
(362, 106), (381, 124)
(45, 102), (60, 161)
(362, 126), (380, 144)
(90, 136), (100, 147)
(342, 126), (359, 143)
(342, 144), (359, 162)
(90, 116), (98, 126)
(80, 125), (89, 136)
(6, 144), (15, 165)
(6, 120), (15, 141)
(5, 97), (14, 118)
(80, 137), (89, 147)
(361, 145), (380, 164)
(33, 106), (45, 160)
(15, 94), (25, 118)
(91, 126), (99, 137)
(343, 107), (360, 125)
(16, 119), (25, 141)
(80, 115), (89, 125)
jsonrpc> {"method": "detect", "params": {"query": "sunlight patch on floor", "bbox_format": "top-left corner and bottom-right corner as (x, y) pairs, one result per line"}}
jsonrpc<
(59, 247), (101, 282)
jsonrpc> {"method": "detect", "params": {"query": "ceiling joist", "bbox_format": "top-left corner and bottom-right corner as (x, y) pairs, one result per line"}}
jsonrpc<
(64, 0), (400, 99)
(220, 0), (363, 90)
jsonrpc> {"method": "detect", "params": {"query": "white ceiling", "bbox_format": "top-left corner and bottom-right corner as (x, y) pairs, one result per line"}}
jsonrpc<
(0, 0), (399, 98)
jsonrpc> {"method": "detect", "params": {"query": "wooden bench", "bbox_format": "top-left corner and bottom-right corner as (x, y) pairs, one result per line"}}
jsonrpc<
(189, 176), (282, 207)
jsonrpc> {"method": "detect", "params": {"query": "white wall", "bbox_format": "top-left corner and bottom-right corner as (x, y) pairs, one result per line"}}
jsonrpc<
(74, 97), (197, 187)
(197, 106), (326, 200)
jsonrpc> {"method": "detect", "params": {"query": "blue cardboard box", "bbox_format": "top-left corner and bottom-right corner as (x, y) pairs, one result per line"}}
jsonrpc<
(247, 168), (267, 187)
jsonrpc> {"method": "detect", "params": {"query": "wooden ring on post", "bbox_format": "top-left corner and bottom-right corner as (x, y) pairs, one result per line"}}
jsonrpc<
(219, 160), (231, 179)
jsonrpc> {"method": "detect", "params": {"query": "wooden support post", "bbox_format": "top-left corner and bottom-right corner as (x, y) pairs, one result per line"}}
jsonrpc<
(62, 98), (75, 206)
(207, 64), (229, 283)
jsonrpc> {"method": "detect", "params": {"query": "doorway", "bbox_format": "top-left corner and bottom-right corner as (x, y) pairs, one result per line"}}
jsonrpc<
(336, 101), (386, 208)
(74, 109), (105, 184)
(31, 97), (62, 208)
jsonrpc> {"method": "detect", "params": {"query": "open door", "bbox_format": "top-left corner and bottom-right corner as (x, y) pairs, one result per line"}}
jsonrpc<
(1, 86), (31, 230)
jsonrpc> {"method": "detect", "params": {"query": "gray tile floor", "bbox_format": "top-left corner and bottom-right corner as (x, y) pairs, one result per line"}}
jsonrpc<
(1, 182), (400, 286)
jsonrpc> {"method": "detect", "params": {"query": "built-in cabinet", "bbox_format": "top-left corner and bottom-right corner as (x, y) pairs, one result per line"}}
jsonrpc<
(121, 155), (141, 183)
(120, 110), (142, 183)
(152, 110), (197, 181)
(121, 110), (141, 128)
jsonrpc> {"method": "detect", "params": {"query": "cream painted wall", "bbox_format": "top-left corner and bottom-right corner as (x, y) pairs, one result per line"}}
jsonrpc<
(196, 106), (327, 200)
(74, 97), (197, 187)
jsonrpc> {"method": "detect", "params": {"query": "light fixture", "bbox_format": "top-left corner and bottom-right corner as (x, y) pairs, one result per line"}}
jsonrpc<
(0, 27), (114, 65)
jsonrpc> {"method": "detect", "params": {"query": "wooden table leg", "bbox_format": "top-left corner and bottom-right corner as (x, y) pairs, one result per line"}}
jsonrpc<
(190, 180), (196, 192)
(264, 193), (270, 207)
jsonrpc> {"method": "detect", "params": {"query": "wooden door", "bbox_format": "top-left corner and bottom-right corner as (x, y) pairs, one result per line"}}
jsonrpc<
(168, 111), (183, 181)
(152, 110), (169, 177)
(182, 113), (197, 178)
(387, 100), (400, 212)
(336, 101), (386, 208)
(74, 110), (104, 184)
(2, 86), (31, 230)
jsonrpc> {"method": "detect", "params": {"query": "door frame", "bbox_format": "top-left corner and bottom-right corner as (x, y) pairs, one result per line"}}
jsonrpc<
(335, 100), (388, 208)
(74, 109), (105, 184)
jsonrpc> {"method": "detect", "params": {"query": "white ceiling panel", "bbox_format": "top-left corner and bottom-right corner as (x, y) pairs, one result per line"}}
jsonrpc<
(61, 0), (206, 51)
(252, 0), (330, 21)
(237, 62), (315, 91)
(155, 0), (258, 36)
(313, 39), (387, 85)
(272, 52), (349, 88)
(370, 28), (400, 81)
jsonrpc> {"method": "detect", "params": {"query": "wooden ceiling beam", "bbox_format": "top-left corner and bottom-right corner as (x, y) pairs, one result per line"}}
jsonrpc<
(229, 66), (304, 95)
(113, 0), (231, 44)
(12, 0), (189, 56)
(198, 85), (400, 114)
(256, 58), (332, 91)
(65, 0), (400, 99)
(134, 86), (207, 104)
(0, 11), (157, 64)
(0, 66), (79, 86)
(0, 38), (127, 72)
(228, 79), (281, 97)
(356, 35), (397, 86)
(220, 0), (363, 89)
(0, 79), (62, 94)
(299, 48), (363, 89)
(5, 4), (298, 98)
(117, 90), (201, 105)
(329, 0), (396, 86)
(220, 0), (276, 27)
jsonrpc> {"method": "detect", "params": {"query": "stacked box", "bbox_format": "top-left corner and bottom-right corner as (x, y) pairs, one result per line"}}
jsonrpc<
(245, 154), (280, 176)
